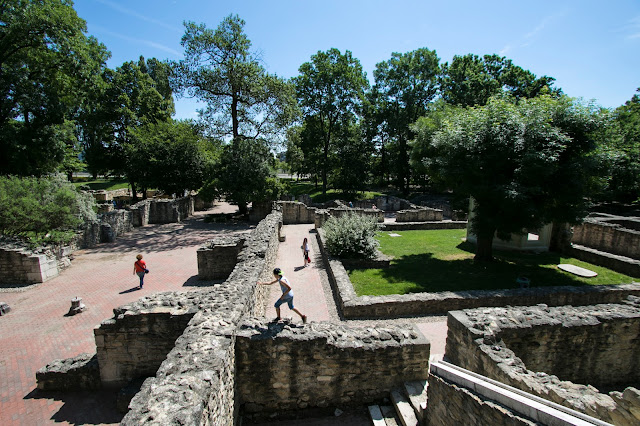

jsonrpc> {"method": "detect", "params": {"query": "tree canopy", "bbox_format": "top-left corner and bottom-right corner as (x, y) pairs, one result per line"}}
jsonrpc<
(411, 95), (603, 261)
(293, 48), (369, 195)
(171, 14), (297, 141)
(0, 0), (109, 176)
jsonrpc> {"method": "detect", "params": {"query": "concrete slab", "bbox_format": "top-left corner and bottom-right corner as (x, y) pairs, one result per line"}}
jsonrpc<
(558, 263), (598, 277)
(391, 388), (419, 426)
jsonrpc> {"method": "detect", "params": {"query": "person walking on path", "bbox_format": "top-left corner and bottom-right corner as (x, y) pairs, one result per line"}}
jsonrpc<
(302, 237), (311, 267)
(258, 268), (307, 323)
(133, 254), (148, 289)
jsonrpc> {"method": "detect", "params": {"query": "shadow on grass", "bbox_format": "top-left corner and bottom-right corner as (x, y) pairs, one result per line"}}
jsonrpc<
(355, 245), (592, 294)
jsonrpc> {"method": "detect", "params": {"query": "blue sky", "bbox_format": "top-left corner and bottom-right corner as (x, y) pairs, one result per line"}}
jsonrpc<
(75, 0), (640, 120)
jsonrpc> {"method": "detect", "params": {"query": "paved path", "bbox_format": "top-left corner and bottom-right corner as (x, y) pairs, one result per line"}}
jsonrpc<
(0, 217), (448, 426)
(0, 203), (251, 426)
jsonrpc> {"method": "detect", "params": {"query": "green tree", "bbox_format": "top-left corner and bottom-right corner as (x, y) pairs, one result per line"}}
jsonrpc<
(99, 59), (174, 198)
(172, 14), (297, 141)
(213, 137), (282, 214)
(439, 54), (557, 107)
(0, 0), (109, 176)
(372, 48), (440, 192)
(294, 48), (369, 195)
(129, 120), (211, 197)
(411, 95), (603, 261)
(606, 88), (640, 202)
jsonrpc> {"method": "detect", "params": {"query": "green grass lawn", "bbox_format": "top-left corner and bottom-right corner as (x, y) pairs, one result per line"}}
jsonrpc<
(283, 179), (384, 203)
(348, 229), (635, 296)
(73, 177), (129, 191)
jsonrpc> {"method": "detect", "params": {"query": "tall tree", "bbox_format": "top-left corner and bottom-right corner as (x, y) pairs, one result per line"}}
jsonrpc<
(171, 14), (296, 141)
(0, 0), (109, 176)
(439, 54), (557, 107)
(294, 48), (369, 195)
(99, 59), (174, 198)
(372, 48), (440, 192)
(411, 95), (603, 261)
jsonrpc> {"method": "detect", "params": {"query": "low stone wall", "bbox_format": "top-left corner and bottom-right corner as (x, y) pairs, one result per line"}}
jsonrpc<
(572, 218), (640, 260)
(236, 318), (429, 419)
(317, 228), (640, 318)
(426, 374), (536, 426)
(380, 221), (467, 231)
(570, 244), (640, 277)
(129, 196), (194, 227)
(0, 247), (63, 285)
(197, 237), (246, 280)
(95, 305), (197, 388)
(396, 207), (443, 222)
(444, 299), (640, 425)
(281, 201), (316, 225)
(36, 353), (100, 391)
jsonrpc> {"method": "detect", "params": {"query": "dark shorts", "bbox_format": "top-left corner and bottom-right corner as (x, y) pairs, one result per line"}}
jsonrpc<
(275, 296), (294, 309)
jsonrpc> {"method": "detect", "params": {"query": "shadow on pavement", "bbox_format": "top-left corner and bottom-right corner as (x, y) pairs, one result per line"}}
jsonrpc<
(24, 388), (123, 425)
(182, 275), (224, 287)
(119, 286), (141, 294)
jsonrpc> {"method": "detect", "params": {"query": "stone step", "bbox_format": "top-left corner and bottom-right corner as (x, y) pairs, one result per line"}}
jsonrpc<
(403, 380), (428, 423)
(380, 405), (401, 426)
(391, 388), (419, 426)
(368, 405), (387, 426)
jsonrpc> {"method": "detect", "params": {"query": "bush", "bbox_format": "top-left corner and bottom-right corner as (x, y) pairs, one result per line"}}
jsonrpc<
(323, 213), (379, 259)
(0, 175), (97, 237)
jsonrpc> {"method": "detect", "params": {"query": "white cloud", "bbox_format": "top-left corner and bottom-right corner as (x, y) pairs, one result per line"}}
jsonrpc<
(94, 0), (181, 32)
(92, 26), (181, 57)
(623, 15), (640, 40)
(499, 11), (565, 56)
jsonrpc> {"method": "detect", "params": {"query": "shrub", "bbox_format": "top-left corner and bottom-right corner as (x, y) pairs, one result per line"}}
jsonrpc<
(323, 213), (379, 259)
(0, 175), (96, 237)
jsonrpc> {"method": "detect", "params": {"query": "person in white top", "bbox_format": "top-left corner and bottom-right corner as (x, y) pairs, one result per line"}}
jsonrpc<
(302, 237), (311, 267)
(258, 268), (307, 323)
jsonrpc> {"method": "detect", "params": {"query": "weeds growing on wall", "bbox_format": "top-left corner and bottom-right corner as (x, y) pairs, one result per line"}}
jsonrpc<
(323, 213), (379, 259)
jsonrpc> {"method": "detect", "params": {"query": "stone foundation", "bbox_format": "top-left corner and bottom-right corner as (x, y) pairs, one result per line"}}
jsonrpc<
(396, 207), (443, 222)
(572, 216), (640, 260)
(236, 319), (429, 419)
(0, 247), (64, 285)
(36, 353), (100, 391)
(444, 298), (640, 425)
(197, 237), (246, 280)
(281, 201), (316, 224)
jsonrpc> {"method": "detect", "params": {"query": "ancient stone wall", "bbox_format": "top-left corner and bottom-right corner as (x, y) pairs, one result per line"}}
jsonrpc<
(235, 319), (430, 419)
(36, 353), (100, 391)
(317, 227), (640, 318)
(381, 221), (467, 231)
(95, 306), (197, 388)
(395, 207), (443, 222)
(314, 207), (384, 228)
(0, 248), (60, 284)
(572, 219), (640, 260)
(444, 300), (640, 425)
(281, 201), (316, 224)
(121, 212), (282, 425)
(130, 200), (150, 227)
(197, 237), (246, 280)
(426, 374), (536, 426)
(249, 201), (276, 223)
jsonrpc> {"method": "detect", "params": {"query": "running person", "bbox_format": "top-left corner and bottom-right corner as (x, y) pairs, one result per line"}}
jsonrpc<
(258, 268), (307, 323)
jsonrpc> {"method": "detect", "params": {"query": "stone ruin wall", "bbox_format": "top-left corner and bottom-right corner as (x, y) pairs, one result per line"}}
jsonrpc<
(395, 207), (443, 222)
(444, 299), (640, 425)
(425, 374), (537, 426)
(236, 319), (429, 421)
(0, 248), (61, 284)
(119, 212), (282, 425)
(197, 237), (246, 280)
(572, 218), (640, 260)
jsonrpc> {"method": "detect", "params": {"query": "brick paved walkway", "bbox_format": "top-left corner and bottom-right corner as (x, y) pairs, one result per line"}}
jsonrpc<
(0, 216), (448, 426)
(0, 203), (250, 426)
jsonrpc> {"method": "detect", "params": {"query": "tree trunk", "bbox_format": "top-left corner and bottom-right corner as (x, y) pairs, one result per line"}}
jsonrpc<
(474, 232), (495, 262)
(231, 95), (239, 140)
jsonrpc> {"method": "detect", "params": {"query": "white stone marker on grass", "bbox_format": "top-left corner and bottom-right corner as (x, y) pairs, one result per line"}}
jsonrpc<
(557, 264), (598, 278)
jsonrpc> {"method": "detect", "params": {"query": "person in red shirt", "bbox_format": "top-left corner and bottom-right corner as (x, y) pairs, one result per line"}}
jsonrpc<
(133, 254), (148, 289)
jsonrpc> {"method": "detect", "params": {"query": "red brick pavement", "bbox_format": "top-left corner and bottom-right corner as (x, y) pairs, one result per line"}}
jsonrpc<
(0, 205), (249, 426)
